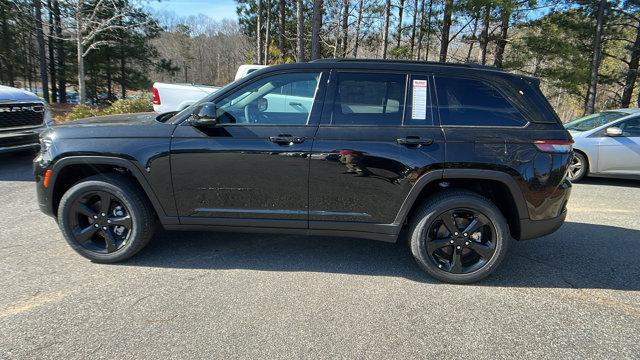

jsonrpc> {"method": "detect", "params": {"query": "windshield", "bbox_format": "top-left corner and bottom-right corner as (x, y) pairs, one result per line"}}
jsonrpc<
(565, 111), (627, 131)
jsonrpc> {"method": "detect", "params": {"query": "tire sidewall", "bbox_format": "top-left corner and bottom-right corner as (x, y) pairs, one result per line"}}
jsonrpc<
(411, 196), (509, 284)
(58, 179), (148, 262)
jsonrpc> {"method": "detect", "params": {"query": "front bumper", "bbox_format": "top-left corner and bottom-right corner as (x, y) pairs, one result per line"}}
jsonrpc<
(0, 126), (45, 153)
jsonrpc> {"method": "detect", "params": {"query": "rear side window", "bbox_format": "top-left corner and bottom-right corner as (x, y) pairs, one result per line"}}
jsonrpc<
(435, 76), (527, 127)
(331, 72), (406, 126)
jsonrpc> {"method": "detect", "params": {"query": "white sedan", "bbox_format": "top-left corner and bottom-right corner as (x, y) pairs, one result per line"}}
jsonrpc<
(566, 108), (640, 182)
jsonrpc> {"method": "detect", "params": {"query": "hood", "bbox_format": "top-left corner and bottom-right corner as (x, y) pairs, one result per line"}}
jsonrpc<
(52, 112), (175, 139)
(0, 85), (43, 102)
(65, 112), (159, 127)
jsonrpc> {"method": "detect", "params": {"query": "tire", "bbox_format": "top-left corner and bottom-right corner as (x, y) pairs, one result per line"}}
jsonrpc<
(567, 152), (587, 182)
(409, 190), (510, 284)
(57, 174), (156, 263)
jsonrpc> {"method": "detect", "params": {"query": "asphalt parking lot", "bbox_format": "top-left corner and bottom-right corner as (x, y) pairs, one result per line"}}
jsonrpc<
(1, 152), (639, 359)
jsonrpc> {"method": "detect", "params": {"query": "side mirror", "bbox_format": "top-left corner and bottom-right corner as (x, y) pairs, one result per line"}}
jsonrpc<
(605, 127), (623, 137)
(190, 102), (218, 126)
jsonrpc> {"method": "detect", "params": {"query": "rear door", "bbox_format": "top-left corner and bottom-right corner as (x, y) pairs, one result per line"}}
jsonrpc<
(308, 70), (445, 235)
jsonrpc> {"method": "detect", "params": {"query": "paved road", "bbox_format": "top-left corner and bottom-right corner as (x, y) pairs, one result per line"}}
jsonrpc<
(1, 152), (639, 359)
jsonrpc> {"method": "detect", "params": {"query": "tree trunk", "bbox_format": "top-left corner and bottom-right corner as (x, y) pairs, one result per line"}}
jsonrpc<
(466, 14), (479, 62)
(382, 0), (391, 59)
(396, 0), (405, 48)
(120, 55), (126, 99)
(257, 0), (264, 64)
(439, 0), (453, 62)
(296, 0), (305, 61)
(416, 0), (426, 59)
(620, 18), (640, 108)
(265, 0), (271, 64)
(47, 0), (57, 103)
(352, 0), (364, 57)
(77, 29), (86, 104)
(340, 0), (349, 57)
(425, 0), (433, 60)
(53, 0), (65, 103)
(278, 0), (285, 56)
(311, 0), (323, 60)
(494, 7), (511, 68)
(34, 0), (49, 103)
(479, 5), (490, 65)
(585, 0), (606, 115)
(410, 0), (419, 56)
(0, 5), (15, 86)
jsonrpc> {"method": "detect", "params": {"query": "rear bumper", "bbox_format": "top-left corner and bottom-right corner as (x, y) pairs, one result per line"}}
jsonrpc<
(519, 208), (567, 240)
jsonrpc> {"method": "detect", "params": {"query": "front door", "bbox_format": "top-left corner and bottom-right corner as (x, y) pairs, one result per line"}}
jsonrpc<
(598, 117), (640, 175)
(171, 70), (327, 228)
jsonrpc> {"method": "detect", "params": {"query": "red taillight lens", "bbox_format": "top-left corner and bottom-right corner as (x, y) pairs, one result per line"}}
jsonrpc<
(152, 87), (160, 105)
(533, 139), (573, 153)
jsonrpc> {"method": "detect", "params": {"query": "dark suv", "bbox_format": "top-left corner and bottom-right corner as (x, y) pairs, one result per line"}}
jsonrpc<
(35, 60), (572, 283)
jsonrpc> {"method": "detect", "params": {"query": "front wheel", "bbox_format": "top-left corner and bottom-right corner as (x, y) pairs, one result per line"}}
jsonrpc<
(57, 174), (156, 263)
(409, 190), (510, 284)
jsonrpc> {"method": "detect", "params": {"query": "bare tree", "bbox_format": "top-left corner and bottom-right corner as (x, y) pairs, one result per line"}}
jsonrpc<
(585, 0), (606, 115)
(479, 4), (491, 65)
(439, 0), (453, 62)
(352, 0), (364, 57)
(340, 0), (349, 57)
(396, 0), (405, 47)
(416, 0), (426, 59)
(621, 15), (640, 108)
(47, 0), (57, 102)
(494, 4), (512, 68)
(296, 0), (305, 61)
(278, 0), (285, 56)
(265, 0), (271, 63)
(34, 0), (49, 102)
(311, 0), (323, 60)
(382, 0), (391, 59)
(257, 0), (264, 64)
(52, 0), (65, 102)
(410, 0), (418, 56)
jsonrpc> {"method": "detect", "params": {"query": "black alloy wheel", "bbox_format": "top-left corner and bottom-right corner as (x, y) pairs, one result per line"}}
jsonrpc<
(58, 174), (155, 263)
(425, 209), (496, 274)
(68, 191), (133, 254)
(409, 190), (510, 283)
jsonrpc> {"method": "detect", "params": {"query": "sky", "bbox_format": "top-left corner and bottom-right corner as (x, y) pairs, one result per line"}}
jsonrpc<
(145, 0), (239, 21)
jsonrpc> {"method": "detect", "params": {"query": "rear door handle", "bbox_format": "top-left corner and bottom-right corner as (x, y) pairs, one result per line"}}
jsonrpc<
(397, 137), (434, 147)
(269, 134), (306, 145)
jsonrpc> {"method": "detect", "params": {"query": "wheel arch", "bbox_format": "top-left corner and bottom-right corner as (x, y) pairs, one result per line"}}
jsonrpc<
(572, 148), (591, 174)
(394, 169), (528, 240)
(49, 156), (169, 222)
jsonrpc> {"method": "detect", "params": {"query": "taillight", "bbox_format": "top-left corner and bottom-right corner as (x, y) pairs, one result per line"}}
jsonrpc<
(533, 139), (573, 153)
(152, 87), (160, 105)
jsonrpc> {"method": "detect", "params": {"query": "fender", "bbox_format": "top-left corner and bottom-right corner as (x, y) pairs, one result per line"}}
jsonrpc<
(48, 156), (178, 225)
(392, 168), (528, 226)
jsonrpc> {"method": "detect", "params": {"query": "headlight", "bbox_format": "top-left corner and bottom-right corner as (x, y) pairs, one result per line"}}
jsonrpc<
(39, 129), (54, 152)
(43, 103), (54, 127)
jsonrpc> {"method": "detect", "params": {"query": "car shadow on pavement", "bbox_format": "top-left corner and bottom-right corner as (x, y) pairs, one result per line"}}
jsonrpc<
(0, 152), (36, 182)
(579, 177), (640, 188)
(122, 221), (640, 290)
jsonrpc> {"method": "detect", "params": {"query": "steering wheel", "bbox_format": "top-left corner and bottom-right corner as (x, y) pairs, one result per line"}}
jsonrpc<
(244, 102), (268, 124)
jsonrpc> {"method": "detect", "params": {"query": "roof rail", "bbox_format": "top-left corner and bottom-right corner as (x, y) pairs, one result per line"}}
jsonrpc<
(309, 58), (501, 71)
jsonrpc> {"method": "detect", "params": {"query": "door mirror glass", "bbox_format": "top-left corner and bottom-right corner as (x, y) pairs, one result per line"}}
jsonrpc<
(190, 102), (218, 126)
(605, 126), (623, 137)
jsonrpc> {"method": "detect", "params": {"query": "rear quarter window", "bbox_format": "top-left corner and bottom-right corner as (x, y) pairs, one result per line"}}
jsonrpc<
(435, 76), (527, 127)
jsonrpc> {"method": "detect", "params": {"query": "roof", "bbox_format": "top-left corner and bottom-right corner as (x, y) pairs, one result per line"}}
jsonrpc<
(310, 58), (501, 72)
(614, 108), (640, 114)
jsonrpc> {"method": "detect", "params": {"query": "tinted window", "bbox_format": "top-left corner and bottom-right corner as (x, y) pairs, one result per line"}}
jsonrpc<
(435, 77), (527, 126)
(215, 72), (320, 125)
(332, 73), (406, 126)
(618, 117), (640, 137)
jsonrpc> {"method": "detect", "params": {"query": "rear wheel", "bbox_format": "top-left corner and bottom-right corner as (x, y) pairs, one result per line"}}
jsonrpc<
(57, 174), (155, 263)
(409, 190), (510, 284)
(567, 152), (587, 182)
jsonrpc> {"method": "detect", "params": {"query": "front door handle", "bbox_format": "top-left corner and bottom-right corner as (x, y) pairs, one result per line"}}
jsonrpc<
(269, 134), (306, 145)
(397, 136), (434, 147)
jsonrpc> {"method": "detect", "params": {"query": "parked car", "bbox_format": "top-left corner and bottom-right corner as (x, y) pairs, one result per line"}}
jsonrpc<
(0, 85), (52, 153)
(35, 59), (573, 283)
(565, 108), (640, 182)
(152, 65), (268, 112)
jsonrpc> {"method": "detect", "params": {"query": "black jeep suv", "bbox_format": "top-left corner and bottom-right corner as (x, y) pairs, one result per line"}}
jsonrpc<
(35, 59), (572, 283)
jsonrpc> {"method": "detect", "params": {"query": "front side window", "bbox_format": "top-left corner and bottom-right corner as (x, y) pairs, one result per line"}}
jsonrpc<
(331, 72), (406, 126)
(617, 117), (640, 137)
(215, 72), (321, 125)
(565, 111), (627, 132)
(435, 76), (527, 127)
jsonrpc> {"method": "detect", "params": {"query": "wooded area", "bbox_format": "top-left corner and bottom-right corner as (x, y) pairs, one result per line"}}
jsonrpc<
(0, 0), (638, 121)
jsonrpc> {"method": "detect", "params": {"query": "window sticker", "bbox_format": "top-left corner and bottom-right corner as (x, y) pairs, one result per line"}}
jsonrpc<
(412, 79), (428, 120)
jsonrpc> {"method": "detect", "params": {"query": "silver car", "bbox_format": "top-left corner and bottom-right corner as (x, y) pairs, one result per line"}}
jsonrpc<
(565, 108), (640, 182)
